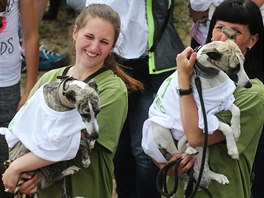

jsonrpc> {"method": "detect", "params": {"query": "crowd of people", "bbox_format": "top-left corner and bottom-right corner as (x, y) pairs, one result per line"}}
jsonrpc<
(0, 0), (263, 198)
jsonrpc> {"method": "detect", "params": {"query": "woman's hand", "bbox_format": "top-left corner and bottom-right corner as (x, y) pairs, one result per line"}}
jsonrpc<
(19, 172), (42, 195)
(154, 153), (196, 176)
(17, 92), (29, 111)
(176, 47), (197, 88)
(2, 164), (21, 193)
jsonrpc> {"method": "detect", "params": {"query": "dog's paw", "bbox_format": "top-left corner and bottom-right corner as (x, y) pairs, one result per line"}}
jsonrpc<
(212, 174), (229, 185)
(61, 166), (80, 176)
(208, 170), (229, 185)
(3, 160), (12, 168)
(88, 140), (95, 149)
(231, 126), (241, 142)
(82, 158), (91, 168)
(227, 145), (239, 160)
(185, 147), (199, 156)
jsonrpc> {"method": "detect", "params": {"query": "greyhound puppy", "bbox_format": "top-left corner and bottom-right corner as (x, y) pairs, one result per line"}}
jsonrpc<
(1, 76), (100, 197)
(142, 34), (251, 187)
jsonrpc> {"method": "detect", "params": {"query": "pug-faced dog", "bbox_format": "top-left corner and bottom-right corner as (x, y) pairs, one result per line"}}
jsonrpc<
(1, 76), (100, 197)
(142, 28), (252, 188)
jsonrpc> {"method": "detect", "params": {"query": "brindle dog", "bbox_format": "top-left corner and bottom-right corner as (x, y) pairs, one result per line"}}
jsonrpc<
(4, 76), (100, 198)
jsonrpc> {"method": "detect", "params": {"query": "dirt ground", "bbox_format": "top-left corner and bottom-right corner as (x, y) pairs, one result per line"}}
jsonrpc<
(22, 1), (191, 197)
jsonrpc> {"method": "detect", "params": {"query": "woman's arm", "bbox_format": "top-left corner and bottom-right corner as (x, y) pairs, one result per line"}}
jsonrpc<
(18, 0), (39, 110)
(2, 152), (54, 193)
(251, 0), (264, 8)
(176, 47), (226, 147)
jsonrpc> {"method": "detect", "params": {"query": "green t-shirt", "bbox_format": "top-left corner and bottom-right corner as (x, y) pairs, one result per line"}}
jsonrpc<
(29, 67), (128, 198)
(170, 79), (264, 198)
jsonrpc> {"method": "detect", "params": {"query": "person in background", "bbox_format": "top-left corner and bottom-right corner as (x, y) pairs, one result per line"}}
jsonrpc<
(0, 0), (39, 197)
(84, 1), (185, 197)
(2, 4), (143, 198)
(252, 0), (264, 25)
(42, 0), (61, 20)
(188, 0), (223, 48)
(66, 0), (86, 12)
(20, 0), (70, 72)
(144, 0), (264, 197)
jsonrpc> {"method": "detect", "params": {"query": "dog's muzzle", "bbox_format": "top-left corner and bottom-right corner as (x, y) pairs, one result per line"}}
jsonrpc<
(88, 131), (99, 141)
(81, 129), (99, 141)
(244, 81), (252, 88)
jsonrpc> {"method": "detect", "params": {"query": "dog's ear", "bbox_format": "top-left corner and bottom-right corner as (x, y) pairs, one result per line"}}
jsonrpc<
(235, 52), (245, 66)
(206, 51), (222, 61)
(62, 90), (76, 104)
(87, 81), (98, 93)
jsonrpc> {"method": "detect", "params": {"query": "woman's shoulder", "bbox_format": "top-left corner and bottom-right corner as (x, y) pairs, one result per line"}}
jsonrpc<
(29, 67), (67, 97)
(235, 78), (264, 100)
(234, 78), (264, 115)
(36, 67), (68, 85)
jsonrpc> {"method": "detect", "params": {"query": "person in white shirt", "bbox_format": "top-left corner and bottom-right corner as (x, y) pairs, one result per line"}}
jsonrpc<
(0, 0), (39, 197)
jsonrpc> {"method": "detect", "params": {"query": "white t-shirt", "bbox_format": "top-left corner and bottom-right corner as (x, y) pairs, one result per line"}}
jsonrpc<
(0, 85), (85, 162)
(0, 0), (21, 87)
(142, 71), (236, 163)
(86, 0), (148, 59)
(189, 0), (223, 11)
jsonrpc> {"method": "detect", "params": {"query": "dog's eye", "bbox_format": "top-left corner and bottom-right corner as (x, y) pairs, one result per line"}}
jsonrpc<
(92, 102), (100, 116)
(80, 113), (91, 121)
(90, 98), (100, 116)
(228, 74), (238, 83)
(93, 107), (100, 117)
(229, 64), (240, 74)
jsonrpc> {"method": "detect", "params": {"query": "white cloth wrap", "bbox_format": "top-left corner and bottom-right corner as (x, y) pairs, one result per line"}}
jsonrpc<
(0, 85), (85, 162)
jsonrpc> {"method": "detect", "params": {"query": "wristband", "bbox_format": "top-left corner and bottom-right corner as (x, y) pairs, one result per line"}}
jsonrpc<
(177, 87), (193, 96)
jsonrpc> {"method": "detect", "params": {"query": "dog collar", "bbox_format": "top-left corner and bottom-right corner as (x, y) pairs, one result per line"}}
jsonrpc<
(57, 76), (76, 109)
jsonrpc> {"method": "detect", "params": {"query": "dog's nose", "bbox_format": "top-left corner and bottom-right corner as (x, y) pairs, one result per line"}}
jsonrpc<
(244, 81), (252, 88)
(89, 131), (99, 141)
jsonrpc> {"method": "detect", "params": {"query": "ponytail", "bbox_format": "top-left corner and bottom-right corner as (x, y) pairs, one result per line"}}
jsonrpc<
(105, 54), (144, 93)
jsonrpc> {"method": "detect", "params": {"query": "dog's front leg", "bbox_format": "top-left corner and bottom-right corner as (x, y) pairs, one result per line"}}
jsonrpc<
(81, 145), (91, 168)
(229, 103), (241, 141)
(80, 137), (91, 168)
(218, 121), (239, 159)
(208, 170), (229, 185)
(152, 122), (179, 161)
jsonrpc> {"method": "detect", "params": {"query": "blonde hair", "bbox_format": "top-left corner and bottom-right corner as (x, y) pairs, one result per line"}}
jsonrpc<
(73, 4), (143, 92)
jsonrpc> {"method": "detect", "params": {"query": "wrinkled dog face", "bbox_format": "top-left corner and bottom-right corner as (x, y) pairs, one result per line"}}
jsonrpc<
(63, 80), (100, 143)
(196, 40), (251, 87)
